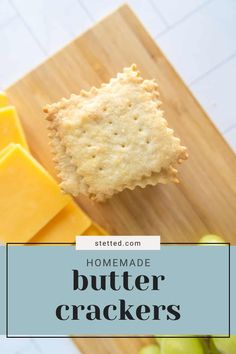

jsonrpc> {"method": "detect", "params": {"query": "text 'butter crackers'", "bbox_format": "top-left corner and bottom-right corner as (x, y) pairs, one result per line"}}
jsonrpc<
(44, 64), (188, 202)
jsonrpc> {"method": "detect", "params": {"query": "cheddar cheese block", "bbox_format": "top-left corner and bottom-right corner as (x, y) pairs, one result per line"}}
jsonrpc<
(0, 143), (16, 160)
(0, 92), (8, 107)
(31, 201), (91, 243)
(0, 144), (70, 243)
(0, 106), (29, 151)
(83, 222), (108, 236)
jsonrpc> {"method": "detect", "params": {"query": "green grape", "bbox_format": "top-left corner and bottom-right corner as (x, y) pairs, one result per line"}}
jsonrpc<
(154, 335), (182, 346)
(209, 339), (221, 354)
(212, 336), (236, 354)
(139, 344), (161, 354)
(200, 338), (213, 354)
(161, 338), (205, 354)
(198, 234), (226, 245)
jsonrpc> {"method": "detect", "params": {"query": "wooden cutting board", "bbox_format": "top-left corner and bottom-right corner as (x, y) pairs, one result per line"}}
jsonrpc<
(6, 4), (236, 247)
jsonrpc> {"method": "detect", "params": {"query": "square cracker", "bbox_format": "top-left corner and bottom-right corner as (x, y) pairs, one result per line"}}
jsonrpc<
(45, 64), (187, 201)
(48, 122), (178, 200)
(46, 102), (179, 200)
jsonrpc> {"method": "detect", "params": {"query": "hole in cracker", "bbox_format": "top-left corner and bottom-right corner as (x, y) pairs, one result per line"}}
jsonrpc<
(146, 140), (150, 144)
(108, 121), (112, 125)
(114, 132), (118, 135)
(121, 144), (126, 148)
(82, 130), (86, 134)
(133, 115), (138, 121)
(99, 167), (103, 171)
(103, 107), (107, 112)
(128, 103), (132, 108)
(92, 155), (96, 159)
(139, 128), (142, 132)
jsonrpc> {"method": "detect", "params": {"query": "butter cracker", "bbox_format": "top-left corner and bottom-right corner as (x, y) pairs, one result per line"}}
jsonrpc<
(45, 64), (187, 201)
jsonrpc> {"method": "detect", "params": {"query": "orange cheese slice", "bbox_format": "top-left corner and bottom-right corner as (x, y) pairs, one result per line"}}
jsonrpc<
(31, 201), (91, 243)
(83, 222), (108, 236)
(0, 144), (70, 243)
(0, 92), (8, 107)
(0, 106), (29, 151)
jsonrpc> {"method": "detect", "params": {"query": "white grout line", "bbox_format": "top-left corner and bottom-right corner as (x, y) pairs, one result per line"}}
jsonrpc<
(0, 0), (17, 27)
(9, 0), (47, 55)
(189, 52), (236, 87)
(156, 0), (214, 38)
(149, 0), (169, 27)
(77, 0), (95, 21)
(223, 123), (236, 134)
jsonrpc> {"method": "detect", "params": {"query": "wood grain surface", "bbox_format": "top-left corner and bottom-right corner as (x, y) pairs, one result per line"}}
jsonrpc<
(6, 4), (236, 246)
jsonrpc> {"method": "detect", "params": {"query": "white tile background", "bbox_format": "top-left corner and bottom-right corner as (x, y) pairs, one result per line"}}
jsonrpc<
(0, 0), (235, 152)
(0, 1), (235, 352)
(0, 336), (80, 354)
